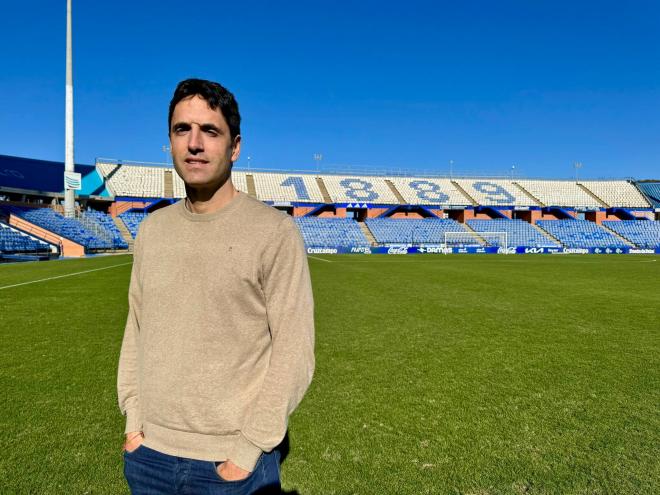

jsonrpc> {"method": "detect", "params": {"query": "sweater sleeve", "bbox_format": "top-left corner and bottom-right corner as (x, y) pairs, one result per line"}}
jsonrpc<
(228, 216), (315, 472)
(117, 223), (145, 434)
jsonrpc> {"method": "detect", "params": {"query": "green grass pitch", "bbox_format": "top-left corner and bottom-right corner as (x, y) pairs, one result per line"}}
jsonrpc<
(1, 254), (658, 494)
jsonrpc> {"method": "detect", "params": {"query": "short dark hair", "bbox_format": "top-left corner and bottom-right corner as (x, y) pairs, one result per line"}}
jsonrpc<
(168, 78), (241, 139)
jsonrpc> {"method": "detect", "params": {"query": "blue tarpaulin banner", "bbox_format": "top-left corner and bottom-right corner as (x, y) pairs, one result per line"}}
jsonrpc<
(305, 245), (660, 255)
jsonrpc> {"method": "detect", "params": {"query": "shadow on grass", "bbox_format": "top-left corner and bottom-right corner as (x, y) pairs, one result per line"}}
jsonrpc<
(253, 432), (301, 495)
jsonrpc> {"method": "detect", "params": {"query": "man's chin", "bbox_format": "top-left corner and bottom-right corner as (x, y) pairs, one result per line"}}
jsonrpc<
(181, 174), (216, 188)
(183, 177), (231, 194)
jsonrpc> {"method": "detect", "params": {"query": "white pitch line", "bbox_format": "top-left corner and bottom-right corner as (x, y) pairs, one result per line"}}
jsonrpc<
(307, 256), (332, 263)
(0, 262), (132, 291)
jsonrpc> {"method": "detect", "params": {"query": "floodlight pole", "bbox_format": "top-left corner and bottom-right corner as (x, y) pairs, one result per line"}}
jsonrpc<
(162, 145), (171, 165)
(574, 162), (583, 182)
(64, 0), (75, 218)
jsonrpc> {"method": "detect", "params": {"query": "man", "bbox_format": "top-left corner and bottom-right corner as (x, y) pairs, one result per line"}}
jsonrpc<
(117, 78), (315, 494)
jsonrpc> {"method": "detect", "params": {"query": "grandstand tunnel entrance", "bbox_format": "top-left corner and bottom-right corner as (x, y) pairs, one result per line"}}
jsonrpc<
(274, 205), (294, 216)
(347, 207), (367, 221)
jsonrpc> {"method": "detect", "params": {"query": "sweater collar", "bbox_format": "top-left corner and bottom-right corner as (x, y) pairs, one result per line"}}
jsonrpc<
(177, 191), (246, 222)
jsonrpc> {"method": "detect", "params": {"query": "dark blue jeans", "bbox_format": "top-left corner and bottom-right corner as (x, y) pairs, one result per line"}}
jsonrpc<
(123, 444), (281, 495)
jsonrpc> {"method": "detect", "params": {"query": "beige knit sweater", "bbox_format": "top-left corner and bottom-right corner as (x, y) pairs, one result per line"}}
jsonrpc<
(117, 192), (315, 472)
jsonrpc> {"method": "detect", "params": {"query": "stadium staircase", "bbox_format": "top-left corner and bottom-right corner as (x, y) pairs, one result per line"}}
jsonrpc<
(78, 214), (115, 248)
(577, 183), (609, 208)
(450, 181), (479, 206)
(246, 174), (257, 198)
(163, 170), (174, 198)
(315, 177), (332, 203)
(461, 223), (487, 245)
(599, 224), (636, 247)
(531, 223), (562, 245)
(384, 180), (407, 205)
(113, 217), (135, 251)
(358, 222), (378, 246)
(512, 182), (544, 206)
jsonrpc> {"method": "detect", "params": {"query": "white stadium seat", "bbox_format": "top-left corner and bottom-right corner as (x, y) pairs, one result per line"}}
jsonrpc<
(251, 172), (325, 202)
(97, 162), (164, 198)
(389, 177), (471, 205)
(319, 174), (398, 204)
(579, 181), (651, 208)
(515, 180), (600, 208)
(455, 179), (532, 206)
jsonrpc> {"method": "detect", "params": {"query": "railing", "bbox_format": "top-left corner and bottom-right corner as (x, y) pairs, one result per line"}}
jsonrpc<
(78, 212), (114, 243)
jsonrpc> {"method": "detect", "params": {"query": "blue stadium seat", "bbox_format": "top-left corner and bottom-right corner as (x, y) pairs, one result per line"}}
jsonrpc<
(365, 218), (466, 244)
(636, 182), (660, 208)
(1, 205), (118, 251)
(467, 219), (560, 248)
(119, 211), (148, 238)
(537, 219), (629, 248)
(294, 218), (370, 248)
(0, 221), (52, 254)
(602, 220), (660, 248)
(82, 210), (128, 249)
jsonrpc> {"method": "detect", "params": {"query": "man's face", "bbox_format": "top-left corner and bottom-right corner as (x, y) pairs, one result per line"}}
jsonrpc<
(169, 95), (241, 191)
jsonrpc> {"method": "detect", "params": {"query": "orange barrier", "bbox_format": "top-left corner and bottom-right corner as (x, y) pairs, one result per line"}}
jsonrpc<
(8, 214), (85, 257)
(109, 201), (149, 217)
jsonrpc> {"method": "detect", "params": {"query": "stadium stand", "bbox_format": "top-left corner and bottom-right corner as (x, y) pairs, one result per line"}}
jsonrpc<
(4, 152), (660, 256)
(0, 221), (52, 254)
(602, 220), (660, 248)
(455, 179), (532, 206)
(536, 219), (629, 248)
(636, 182), (660, 208)
(119, 212), (148, 238)
(1, 206), (120, 250)
(365, 218), (467, 244)
(516, 180), (601, 208)
(252, 173), (325, 203)
(467, 219), (560, 248)
(579, 181), (650, 208)
(389, 177), (471, 206)
(231, 171), (249, 195)
(294, 218), (370, 247)
(82, 210), (128, 249)
(319, 175), (398, 204)
(97, 162), (165, 197)
(173, 172), (186, 198)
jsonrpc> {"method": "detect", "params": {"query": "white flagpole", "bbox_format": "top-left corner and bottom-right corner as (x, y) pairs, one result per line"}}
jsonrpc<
(64, 0), (75, 217)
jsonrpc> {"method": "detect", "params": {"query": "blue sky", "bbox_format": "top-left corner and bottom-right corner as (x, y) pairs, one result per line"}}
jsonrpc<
(1, 0), (658, 179)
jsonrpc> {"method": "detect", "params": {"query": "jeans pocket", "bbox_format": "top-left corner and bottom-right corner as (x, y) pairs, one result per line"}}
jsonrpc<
(211, 455), (262, 484)
(124, 444), (145, 456)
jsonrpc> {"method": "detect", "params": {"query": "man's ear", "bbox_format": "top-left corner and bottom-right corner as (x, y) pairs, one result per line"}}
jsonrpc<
(231, 135), (241, 162)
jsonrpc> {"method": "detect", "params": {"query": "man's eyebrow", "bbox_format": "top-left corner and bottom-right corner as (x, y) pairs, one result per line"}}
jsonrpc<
(171, 121), (191, 129)
(199, 123), (222, 132)
(171, 121), (222, 132)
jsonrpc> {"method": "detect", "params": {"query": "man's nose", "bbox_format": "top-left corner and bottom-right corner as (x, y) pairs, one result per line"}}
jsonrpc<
(188, 126), (204, 153)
